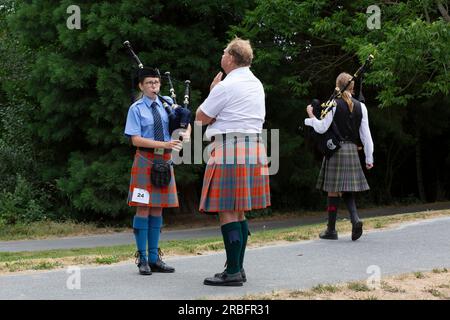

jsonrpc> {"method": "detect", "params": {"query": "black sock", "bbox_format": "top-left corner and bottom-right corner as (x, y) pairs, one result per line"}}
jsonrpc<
(342, 192), (361, 224)
(327, 196), (339, 231)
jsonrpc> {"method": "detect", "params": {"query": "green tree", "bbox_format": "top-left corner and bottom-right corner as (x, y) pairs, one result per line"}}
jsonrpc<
(3, 0), (449, 224)
(231, 0), (450, 205)
(0, 0), (53, 225)
(7, 0), (255, 221)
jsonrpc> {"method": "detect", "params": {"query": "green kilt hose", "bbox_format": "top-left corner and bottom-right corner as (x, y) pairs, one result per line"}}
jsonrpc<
(316, 142), (369, 193)
(128, 149), (179, 207)
(199, 135), (271, 213)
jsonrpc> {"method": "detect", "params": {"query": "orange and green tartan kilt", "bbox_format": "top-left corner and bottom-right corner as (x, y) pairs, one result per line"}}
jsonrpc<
(199, 135), (271, 213)
(127, 149), (179, 207)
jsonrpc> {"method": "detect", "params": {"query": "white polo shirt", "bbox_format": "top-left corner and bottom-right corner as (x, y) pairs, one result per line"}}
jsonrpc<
(199, 67), (265, 139)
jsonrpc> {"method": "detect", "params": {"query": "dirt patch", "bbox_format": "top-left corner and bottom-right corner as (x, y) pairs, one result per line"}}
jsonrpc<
(241, 269), (450, 300)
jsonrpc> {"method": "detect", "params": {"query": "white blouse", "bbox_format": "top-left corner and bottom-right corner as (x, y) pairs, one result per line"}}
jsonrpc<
(304, 102), (374, 164)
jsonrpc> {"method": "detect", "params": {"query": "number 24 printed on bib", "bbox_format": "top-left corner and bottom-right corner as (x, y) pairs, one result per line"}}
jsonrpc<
(131, 188), (150, 204)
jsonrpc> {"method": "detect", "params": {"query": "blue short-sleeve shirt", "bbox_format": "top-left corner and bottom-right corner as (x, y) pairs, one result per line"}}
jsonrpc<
(124, 95), (172, 141)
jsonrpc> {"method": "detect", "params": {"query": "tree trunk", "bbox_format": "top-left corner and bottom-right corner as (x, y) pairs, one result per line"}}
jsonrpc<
(415, 139), (427, 202)
(384, 139), (395, 202)
(423, 4), (431, 23)
(436, 1), (450, 22)
(435, 168), (446, 201)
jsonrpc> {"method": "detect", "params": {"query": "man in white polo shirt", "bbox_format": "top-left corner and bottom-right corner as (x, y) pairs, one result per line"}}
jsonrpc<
(196, 37), (271, 286)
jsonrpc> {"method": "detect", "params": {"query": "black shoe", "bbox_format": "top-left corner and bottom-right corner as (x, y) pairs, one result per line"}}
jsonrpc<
(204, 271), (243, 286)
(149, 248), (175, 273)
(352, 221), (363, 241)
(149, 259), (175, 273)
(215, 268), (247, 283)
(135, 252), (152, 275)
(319, 229), (338, 240)
(241, 268), (247, 282)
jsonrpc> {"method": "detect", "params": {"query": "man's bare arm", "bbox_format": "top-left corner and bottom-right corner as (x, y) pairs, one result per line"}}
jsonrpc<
(195, 109), (216, 125)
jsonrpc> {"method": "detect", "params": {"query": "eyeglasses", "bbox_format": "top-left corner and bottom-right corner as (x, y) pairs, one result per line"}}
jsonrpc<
(144, 80), (160, 86)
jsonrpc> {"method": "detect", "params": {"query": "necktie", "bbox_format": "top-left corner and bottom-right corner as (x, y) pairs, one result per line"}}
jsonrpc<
(150, 102), (164, 141)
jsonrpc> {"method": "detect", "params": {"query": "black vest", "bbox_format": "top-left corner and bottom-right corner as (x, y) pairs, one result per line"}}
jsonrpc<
(333, 97), (363, 145)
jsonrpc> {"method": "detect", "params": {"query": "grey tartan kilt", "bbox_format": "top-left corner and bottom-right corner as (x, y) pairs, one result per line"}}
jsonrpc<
(316, 142), (370, 192)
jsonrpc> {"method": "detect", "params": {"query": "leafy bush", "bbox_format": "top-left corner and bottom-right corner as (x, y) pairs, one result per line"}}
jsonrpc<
(0, 174), (46, 225)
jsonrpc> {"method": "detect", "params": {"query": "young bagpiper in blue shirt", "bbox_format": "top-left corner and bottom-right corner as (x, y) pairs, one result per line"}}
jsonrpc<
(124, 68), (191, 275)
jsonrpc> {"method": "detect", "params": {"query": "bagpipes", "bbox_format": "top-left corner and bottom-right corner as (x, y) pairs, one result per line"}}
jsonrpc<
(123, 40), (191, 135)
(304, 54), (374, 159)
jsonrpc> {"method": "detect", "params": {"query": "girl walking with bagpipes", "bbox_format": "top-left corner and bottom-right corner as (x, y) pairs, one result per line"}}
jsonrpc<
(303, 56), (374, 241)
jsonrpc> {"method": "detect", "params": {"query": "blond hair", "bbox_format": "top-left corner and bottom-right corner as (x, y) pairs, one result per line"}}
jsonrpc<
(336, 72), (354, 112)
(225, 37), (254, 67)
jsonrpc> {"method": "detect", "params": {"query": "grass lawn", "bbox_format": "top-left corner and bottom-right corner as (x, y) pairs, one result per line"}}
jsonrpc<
(0, 220), (129, 241)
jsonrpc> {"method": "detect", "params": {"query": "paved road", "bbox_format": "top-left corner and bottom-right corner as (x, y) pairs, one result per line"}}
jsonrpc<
(1, 202), (449, 253)
(0, 216), (449, 300)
